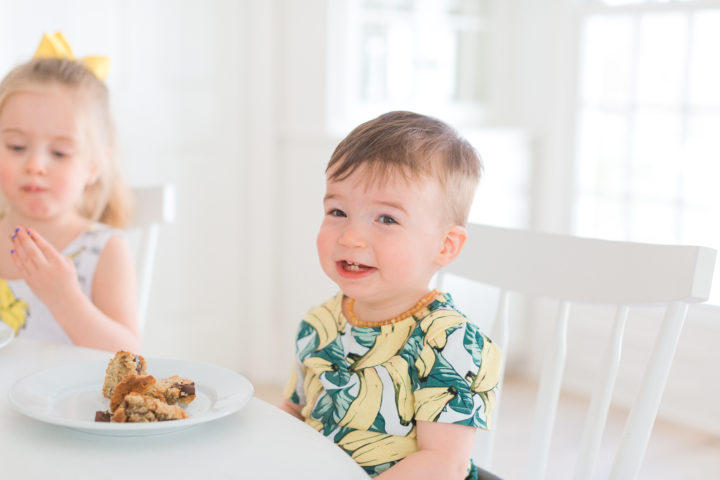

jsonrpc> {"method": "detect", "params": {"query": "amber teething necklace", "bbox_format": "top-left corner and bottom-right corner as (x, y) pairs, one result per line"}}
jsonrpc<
(345, 289), (440, 327)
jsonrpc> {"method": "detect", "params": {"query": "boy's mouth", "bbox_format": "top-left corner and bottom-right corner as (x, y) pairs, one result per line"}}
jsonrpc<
(337, 260), (376, 277)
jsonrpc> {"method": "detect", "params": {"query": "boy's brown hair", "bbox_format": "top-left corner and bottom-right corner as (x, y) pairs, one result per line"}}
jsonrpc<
(326, 111), (482, 226)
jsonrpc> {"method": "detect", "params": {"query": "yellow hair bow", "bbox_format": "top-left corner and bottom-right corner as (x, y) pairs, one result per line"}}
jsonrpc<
(33, 32), (110, 81)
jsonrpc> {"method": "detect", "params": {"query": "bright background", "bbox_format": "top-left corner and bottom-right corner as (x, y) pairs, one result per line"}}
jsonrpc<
(1, 0), (719, 436)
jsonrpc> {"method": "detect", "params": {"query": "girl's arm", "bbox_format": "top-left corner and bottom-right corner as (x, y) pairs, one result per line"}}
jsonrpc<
(11, 227), (140, 352)
(375, 421), (477, 480)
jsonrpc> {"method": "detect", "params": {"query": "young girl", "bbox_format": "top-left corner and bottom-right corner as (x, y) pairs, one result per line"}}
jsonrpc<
(0, 33), (140, 352)
(282, 111), (502, 479)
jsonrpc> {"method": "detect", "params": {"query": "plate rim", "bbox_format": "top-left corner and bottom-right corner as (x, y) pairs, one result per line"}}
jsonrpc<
(8, 357), (254, 434)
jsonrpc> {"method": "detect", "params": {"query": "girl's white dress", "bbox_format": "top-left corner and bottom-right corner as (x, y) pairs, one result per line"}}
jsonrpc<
(0, 223), (122, 344)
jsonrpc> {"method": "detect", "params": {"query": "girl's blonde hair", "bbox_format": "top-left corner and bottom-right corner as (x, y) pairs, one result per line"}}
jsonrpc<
(0, 57), (131, 228)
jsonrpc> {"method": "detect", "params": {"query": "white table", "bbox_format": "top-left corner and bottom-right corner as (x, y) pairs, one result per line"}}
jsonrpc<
(0, 338), (369, 480)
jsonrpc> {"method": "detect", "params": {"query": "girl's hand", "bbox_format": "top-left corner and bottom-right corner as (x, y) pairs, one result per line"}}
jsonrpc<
(10, 226), (83, 307)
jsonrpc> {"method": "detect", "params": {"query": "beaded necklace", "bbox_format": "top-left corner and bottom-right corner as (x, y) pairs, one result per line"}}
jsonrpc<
(344, 289), (440, 327)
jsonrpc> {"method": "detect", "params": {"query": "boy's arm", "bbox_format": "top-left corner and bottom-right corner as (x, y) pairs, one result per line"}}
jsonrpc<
(279, 399), (304, 421)
(375, 421), (477, 480)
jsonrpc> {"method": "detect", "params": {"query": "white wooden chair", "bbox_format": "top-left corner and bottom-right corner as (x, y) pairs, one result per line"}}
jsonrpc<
(436, 223), (716, 480)
(127, 184), (176, 332)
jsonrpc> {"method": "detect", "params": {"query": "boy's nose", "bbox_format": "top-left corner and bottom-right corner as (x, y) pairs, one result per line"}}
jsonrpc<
(338, 225), (367, 248)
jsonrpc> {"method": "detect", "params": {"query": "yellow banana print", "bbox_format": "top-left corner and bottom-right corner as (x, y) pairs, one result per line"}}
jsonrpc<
(303, 304), (343, 350)
(351, 430), (418, 466)
(382, 355), (414, 426)
(338, 427), (418, 467)
(0, 280), (28, 334)
(329, 294), (347, 332)
(420, 311), (466, 349)
(337, 429), (389, 451)
(479, 389), (496, 428)
(305, 417), (323, 431)
(300, 373), (325, 418)
(414, 343), (436, 380)
(287, 292), (501, 475)
(303, 356), (336, 374)
(414, 386), (457, 422)
(470, 338), (502, 393)
(338, 368), (383, 430)
(350, 321), (414, 371)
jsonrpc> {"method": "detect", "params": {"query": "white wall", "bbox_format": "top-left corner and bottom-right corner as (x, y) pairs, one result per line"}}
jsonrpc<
(3, 0), (718, 435)
(0, 0), (253, 372)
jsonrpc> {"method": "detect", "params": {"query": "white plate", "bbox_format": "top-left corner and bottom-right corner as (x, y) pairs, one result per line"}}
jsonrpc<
(0, 322), (13, 349)
(8, 358), (254, 436)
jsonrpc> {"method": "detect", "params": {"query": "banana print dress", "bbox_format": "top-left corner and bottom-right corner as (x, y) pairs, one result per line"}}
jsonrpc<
(0, 223), (122, 343)
(284, 291), (501, 478)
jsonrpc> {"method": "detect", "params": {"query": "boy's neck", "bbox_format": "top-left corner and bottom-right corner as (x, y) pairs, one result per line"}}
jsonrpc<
(344, 288), (436, 325)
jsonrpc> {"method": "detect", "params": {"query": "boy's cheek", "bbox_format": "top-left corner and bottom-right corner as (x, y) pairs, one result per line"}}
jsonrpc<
(316, 231), (333, 261)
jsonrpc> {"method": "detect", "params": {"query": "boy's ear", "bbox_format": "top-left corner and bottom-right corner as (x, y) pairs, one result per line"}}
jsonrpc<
(434, 225), (467, 267)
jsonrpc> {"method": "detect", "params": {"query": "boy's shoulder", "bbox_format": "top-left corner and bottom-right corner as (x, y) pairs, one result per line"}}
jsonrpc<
(296, 292), (346, 350)
(412, 292), (477, 343)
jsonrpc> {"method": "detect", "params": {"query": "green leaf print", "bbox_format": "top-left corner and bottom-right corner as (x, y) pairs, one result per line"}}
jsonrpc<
(370, 462), (394, 476)
(371, 411), (386, 432)
(424, 345), (475, 416)
(329, 383), (358, 425)
(312, 341), (352, 388)
(351, 326), (381, 348)
(311, 394), (337, 436)
(297, 321), (319, 359)
(463, 323), (486, 368)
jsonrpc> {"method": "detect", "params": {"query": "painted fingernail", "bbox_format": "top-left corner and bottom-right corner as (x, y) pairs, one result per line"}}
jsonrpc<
(14, 227), (19, 233)
(10, 234), (16, 240)
(10, 249), (14, 254)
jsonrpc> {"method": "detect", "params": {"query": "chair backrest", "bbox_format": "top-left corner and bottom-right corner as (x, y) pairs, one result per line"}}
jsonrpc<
(436, 223), (716, 480)
(127, 185), (176, 332)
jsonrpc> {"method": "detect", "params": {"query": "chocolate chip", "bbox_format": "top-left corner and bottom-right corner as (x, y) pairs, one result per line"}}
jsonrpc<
(95, 410), (112, 422)
(134, 355), (142, 374)
(179, 383), (195, 396)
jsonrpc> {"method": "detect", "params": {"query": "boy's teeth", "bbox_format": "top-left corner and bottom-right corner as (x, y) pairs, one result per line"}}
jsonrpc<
(346, 261), (361, 272)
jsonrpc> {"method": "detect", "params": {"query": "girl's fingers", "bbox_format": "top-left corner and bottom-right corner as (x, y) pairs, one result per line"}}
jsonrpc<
(25, 228), (61, 262)
(11, 227), (45, 270)
(9, 243), (28, 274)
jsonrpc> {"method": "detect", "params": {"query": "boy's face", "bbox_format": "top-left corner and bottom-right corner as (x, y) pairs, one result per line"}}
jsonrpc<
(317, 166), (453, 310)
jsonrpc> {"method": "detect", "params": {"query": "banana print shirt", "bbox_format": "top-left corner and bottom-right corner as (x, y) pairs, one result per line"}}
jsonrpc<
(284, 291), (501, 478)
(0, 223), (122, 344)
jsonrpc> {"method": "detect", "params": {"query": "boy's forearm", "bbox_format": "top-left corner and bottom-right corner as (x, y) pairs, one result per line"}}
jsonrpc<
(374, 448), (470, 480)
(279, 399), (304, 421)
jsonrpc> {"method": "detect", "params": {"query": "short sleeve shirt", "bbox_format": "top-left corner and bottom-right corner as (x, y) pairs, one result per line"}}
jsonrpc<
(284, 291), (502, 477)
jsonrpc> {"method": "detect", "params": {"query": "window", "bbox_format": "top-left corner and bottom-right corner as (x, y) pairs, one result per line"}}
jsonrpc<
(327, 0), (491, 132)
(573, 0), (720, 301)
(327, 0), (531, 230)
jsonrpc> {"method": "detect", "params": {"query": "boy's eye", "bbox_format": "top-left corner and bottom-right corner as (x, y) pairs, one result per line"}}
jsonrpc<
(378, 215), (397, 225)
(51, 151), (67, 159)
(328, 209), (347, 218)
(7, 145), (25, 152)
